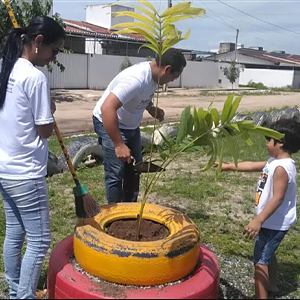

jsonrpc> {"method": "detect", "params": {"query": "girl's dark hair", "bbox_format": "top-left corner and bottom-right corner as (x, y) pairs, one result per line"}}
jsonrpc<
(0, 16), (65, 110)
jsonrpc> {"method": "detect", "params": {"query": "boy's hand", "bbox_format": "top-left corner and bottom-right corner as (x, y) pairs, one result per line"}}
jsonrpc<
(244, 218), (262, 239)
(214, 162), (230, 171)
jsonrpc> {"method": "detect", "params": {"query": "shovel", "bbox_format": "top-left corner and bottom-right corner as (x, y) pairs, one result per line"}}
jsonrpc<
(132, 158), (165, 174)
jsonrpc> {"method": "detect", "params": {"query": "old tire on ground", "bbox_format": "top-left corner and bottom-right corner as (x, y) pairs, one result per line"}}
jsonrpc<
(74, 203), (200, 286)
(48, 235), (220, 299)
(231, 114), (252, 122)
(58, 137), (103, 171)
(252, 112), (272, 128)
(47, 151), (63, 177)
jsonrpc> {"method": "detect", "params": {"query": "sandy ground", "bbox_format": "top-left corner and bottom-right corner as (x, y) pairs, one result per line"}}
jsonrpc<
(52, 89), (300, 135)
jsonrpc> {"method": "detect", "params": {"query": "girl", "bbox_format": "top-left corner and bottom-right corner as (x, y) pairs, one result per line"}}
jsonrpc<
(0, 16), (65, 299)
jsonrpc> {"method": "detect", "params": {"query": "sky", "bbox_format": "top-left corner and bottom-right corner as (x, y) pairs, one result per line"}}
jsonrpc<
(53, 0), (300, 54)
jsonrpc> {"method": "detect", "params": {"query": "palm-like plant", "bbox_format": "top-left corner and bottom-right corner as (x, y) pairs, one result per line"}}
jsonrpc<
(109, 0), (284, 237)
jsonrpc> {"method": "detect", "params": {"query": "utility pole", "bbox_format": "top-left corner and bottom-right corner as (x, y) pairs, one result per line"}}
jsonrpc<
(168, 0), (172, 8)
(235, 29), (239, 62)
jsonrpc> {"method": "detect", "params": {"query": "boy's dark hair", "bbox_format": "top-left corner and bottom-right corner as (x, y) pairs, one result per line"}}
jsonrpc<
(156, 48), (186, 73)
(0, 16), (65, 110)
(270, 119), (300, 154)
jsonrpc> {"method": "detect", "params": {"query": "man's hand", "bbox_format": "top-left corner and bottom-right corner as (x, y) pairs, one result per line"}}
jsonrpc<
(149, 107), (165, 122)
(115, 143), (132, 163)
(244, 218), (262, 239)
(51, 99), (56, 115)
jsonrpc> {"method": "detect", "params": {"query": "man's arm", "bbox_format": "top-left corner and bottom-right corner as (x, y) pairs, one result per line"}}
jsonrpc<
(101, 93), (131, 163)
(244, 167), (288, 238)
(216, 161), (267, 172)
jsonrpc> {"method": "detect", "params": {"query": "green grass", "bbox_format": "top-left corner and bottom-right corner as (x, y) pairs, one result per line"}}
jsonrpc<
(1, 113), (300, 296)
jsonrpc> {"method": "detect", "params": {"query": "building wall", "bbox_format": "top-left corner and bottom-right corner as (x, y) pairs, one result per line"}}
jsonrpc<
(292, 70), (300, 89)
(181, 61), (239, 89)
(40, 53), (235, 90)
(41, 53), (88, 89)
(86, 4), (134, 29)
(239, 68), (295, 88)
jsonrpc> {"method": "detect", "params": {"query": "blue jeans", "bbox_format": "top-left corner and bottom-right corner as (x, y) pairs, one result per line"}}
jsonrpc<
(93, 116), (142, 204)
(254, 228), (288, 265)
(0, 178), (51, 299)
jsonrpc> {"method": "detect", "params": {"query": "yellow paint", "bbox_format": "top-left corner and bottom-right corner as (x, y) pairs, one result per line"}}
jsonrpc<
(74, 203), (200, 286)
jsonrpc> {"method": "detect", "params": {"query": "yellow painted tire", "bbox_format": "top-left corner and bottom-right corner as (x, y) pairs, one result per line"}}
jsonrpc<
(74, 203), (200, 286)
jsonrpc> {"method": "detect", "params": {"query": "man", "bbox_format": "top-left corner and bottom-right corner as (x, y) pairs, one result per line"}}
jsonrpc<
(93, 48), (186, 204)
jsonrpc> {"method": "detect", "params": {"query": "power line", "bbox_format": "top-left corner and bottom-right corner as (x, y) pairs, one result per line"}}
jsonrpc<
(197, 0), (236, 30)
(215, 0), (300, 35)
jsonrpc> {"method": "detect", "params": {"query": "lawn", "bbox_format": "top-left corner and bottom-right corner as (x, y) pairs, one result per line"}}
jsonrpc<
(0, 118), (300, 298)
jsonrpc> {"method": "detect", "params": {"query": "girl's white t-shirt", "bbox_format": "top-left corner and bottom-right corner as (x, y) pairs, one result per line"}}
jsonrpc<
(0, 58), (53, 179)
(255, 158), (297, 231)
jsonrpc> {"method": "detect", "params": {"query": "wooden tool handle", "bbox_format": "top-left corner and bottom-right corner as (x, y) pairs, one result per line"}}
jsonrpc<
(4, 0), (19, 28)
(53, 119), (80, 185)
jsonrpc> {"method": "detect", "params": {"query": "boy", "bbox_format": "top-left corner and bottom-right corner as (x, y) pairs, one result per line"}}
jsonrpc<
(217, 119), (300, 299)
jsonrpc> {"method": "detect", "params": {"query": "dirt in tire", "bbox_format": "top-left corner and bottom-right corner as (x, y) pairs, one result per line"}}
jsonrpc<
(106, 219), (169, 241)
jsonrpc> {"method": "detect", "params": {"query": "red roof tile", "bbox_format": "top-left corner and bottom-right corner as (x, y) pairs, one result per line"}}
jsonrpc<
(63, 19), (146, 42)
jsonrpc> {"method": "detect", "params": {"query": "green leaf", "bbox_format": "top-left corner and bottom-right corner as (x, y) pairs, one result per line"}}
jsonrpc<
(221, 94), (234, 124)
(138, 0), (157, 13)
(162, 24), (176, 38)
(113, 28), (159, 49)
(159, 130), (172, 148)
(226, 123), (240, 132)
(176, 106), (192, 144)
(161, 2), (191, 17)
(228, 96), (242, 121)
(210, 108), (220, 126)
(240, 131), (253, 146)
(198, 108), (208, 132)
(160, 152), (169, 161)
(216, 143), (224, 179)
(223, 129), (238, 169)
(162, 15), (198, 29)
(162, 37), (184, 54)
(132, 5), (159, 22)
(191, 108), (199, 137)
(201, 138), (218, 172)
(182, 7), (206, 15)
(205, 113), (213, 130)
(139, 43), (160, 54)
(248, 126), (285, 140)
(237, 120), (257, 130)
(112, 11), (159, 29)
(111, 22), (158, 36)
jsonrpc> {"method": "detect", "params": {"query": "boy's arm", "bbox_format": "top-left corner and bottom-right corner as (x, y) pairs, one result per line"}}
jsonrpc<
(217, 161), (267, 172)
(244, 167), (289, 238)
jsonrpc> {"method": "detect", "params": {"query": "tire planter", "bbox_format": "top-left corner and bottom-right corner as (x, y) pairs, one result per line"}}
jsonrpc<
(58, 137), (103, 171)
(74, 203), (200, 286)
(47, 235), (220, 299)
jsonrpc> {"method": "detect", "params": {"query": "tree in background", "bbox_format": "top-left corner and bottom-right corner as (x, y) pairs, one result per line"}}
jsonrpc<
(0, 0), (66, 71)
(223, 60), (240, 90)
(119, 57), (132, 72)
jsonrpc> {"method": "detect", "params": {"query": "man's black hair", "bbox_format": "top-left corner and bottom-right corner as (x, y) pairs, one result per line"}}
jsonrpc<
(156, 48), (186, 73)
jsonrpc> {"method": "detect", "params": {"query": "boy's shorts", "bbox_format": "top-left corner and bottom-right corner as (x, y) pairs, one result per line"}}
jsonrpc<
(253, 228), (288, 265)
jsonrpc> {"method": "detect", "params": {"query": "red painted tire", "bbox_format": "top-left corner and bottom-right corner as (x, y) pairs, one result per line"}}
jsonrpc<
(47, 235), (220, 299)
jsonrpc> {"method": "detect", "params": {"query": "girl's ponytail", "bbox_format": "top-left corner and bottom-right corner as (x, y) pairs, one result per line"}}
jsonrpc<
(0, 27), (25, 110)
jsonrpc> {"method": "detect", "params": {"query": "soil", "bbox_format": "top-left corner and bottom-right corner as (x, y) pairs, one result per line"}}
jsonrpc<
(52, 89), (300, 135)
(106, 218), (169, 241)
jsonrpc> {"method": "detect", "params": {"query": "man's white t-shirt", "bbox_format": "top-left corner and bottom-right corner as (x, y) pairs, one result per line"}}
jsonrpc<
(93, 62), (157, 130)
(255, 158), (297, 231)
(0, 58), (53, 180)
